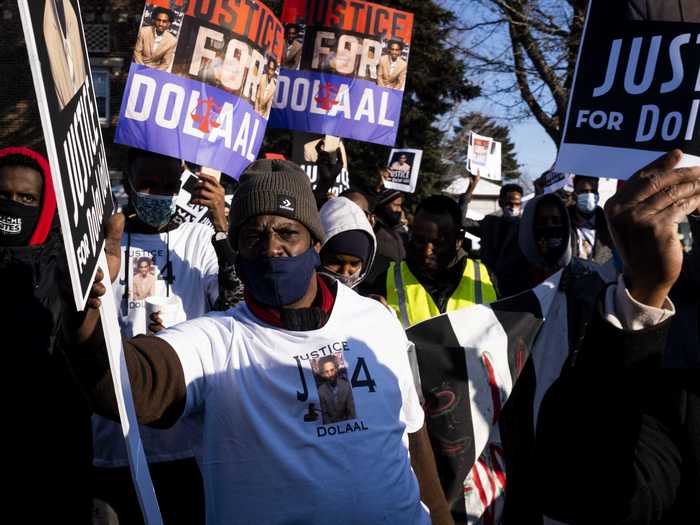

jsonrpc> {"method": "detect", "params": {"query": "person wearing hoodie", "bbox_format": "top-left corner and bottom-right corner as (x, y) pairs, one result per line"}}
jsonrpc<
(0, 147), (92, 523)
(91, 148), (236, 525)
(494, 192), (610, 524)
(319, 196), (376, 289)
(359, 189), (407, 295)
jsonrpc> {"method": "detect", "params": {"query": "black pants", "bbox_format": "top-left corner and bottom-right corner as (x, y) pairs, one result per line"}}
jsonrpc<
(92, 457), (204, 525)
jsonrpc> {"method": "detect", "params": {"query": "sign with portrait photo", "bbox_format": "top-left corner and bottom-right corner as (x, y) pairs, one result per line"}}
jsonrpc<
(555, 0), (700, 179)
(115, 0), (284, 179)
(270, 0), (414, 146)
(17, 0), (114, 309)
(384, 148), (422, 193)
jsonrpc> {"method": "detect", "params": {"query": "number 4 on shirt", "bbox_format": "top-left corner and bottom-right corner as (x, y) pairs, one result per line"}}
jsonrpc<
(350, 358), (376, 392)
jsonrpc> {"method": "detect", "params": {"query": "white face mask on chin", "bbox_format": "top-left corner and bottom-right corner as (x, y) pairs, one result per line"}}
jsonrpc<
(320, 268), (363, 288)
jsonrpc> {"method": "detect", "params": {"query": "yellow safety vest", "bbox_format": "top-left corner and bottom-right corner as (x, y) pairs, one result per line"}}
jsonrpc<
(387, 259), (496, 328)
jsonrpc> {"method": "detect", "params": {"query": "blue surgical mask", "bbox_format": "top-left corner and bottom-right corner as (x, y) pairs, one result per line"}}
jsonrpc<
(236, 246), (321, 307)
(576, 193), (598, 214)
(132, 191), (177, 228)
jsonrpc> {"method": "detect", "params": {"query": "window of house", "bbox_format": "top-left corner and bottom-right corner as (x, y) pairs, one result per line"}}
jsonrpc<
(91, 68), (110, 125)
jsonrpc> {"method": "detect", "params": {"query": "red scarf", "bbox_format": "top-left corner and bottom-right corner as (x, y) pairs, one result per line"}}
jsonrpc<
(245, 275), (335, 327)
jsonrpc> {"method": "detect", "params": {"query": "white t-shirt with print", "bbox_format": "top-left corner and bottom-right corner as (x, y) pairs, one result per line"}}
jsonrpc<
(158, 283), (429, 524)
(92, 222), (218, 467)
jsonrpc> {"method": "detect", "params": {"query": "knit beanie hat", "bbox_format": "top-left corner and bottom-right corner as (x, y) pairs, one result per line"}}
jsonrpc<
(230, 159), (325, 244)
(321, 230), (372, 266)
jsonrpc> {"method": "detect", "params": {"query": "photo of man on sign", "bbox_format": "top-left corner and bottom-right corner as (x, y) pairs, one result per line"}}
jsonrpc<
(43, 0), (87, 110)
(133, 6), (183, 72)
(378, 40), (408, 90)
(282, 23), (304, 69)
(255, 58), (278, 118)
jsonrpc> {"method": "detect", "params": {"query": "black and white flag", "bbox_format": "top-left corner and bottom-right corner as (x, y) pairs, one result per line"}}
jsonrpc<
(407, 271), (571, 524)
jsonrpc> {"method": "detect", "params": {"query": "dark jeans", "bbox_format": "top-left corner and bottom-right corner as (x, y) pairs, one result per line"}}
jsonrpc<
(92, 457), (204, 525)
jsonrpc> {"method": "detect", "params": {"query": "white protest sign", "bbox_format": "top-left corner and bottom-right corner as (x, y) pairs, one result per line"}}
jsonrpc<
(555, 0), (700, 179)
(467, 132), (494, 167)
(18, 2), (162, 523)
(385, 148), (422, 193)
(543, 172), (574, 194)
(467, 141), (502, 181)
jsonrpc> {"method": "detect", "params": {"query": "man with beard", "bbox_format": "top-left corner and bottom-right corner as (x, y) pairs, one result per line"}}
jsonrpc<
(68, 159), (454, 525)
(385, 195), (497, 328)
(317, 356), (356, 424)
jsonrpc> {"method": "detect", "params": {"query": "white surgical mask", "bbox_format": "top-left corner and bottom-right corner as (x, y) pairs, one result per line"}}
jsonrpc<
(576, 193), (598, 214)
(320, 268), (363, 288)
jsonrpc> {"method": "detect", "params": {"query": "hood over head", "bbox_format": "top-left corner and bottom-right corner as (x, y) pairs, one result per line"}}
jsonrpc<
(319, 196), (377, 286)
(519, 193), (572, 270)
(0, 147), (56, 246)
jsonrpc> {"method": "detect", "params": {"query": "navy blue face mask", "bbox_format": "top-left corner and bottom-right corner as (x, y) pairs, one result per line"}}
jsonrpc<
(236, 245), (321, 307)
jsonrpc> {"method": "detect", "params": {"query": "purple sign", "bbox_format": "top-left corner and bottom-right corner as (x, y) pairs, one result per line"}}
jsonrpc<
(272, 0), (414, 146)
(115, 1), (284, 179)
(116, 64), (265, 177)
(269, 69), (403, 146)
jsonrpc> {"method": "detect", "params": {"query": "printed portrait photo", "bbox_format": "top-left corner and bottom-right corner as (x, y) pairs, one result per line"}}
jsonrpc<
(133, 4), (185, 73)
(254, 56), (278, 119)
(43, 0), (88, 111)
(311, 353), (357, 425)
(377, 39), (409, 91)
(388, 151), (415, 185)
(131, 256), (156, 301)
(282, 23), (305, 70)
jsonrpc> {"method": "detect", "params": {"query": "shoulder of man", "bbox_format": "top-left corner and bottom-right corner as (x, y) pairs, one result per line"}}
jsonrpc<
(163, 30), (178, 44)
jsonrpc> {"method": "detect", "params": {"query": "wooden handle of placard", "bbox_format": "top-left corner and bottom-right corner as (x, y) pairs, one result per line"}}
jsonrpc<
(200, 166), (221, 182)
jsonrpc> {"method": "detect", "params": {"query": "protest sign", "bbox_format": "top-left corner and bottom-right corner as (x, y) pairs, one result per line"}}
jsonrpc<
(555, 0), (700, 179)
(384, 148), (422, 193)
(543, 171), (574, 194)
(115, 0), (284, 179)
(473, 140), (502, 181)
(467, 132), (502, 181)
(18, 2), (162, 524)
(17, 0), (114, 309)
(292, 132), (350, 196)
(269, 0), (414, 146)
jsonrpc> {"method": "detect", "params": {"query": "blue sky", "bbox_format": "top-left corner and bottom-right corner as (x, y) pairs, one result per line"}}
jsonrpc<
(509, 119), (558, 180)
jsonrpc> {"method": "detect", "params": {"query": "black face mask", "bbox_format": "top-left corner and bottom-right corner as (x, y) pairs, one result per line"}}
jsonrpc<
(380, 209), (402, 227)
(534, 225), (567, 266)
(0, 199), (40, 247)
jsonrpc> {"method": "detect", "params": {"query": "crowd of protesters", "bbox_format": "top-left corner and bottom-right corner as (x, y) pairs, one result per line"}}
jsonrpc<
(2, 2), (699, 524)
(2, 140), (698, 525)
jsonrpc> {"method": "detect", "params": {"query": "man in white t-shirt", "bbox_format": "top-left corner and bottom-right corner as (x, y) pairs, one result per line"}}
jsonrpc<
(92, 149), (238, 525)
(76, 159), (453, 525)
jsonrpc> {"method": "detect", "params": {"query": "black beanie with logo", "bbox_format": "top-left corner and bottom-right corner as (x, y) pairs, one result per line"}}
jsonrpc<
(229, 159), (325, 244)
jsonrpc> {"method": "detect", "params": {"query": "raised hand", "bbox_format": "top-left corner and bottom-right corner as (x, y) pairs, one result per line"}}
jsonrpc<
(605, 150), (700, 308)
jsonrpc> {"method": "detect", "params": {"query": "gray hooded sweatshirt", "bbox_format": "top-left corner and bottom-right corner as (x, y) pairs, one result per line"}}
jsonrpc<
(319, 197), (377, 287)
